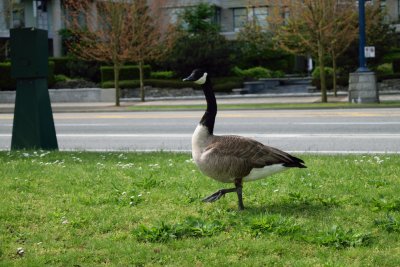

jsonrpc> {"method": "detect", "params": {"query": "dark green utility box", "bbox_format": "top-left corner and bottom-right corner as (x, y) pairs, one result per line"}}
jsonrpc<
(10, 28), (58, 150)
(11, 28), (48, 78)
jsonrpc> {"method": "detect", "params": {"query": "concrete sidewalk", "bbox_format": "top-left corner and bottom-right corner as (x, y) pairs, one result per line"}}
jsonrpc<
(1, 93), (400, 113)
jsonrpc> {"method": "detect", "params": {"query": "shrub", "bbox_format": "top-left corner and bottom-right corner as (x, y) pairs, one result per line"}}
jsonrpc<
(377, 73), (400, 81)
(54, 74), (71, 83)
(48, 57), (101, 83)
(49, 57), (70, 75)
(232, 66), (284, 80)
(67, 59), (101, 83)
(102, 77), (243, 93)
(376, 63), (393, 75)
(213, 76), (244, 92)
(393, 59), (400, 73)
(0, 61), (55, 90)
(233, 66), (269, 79)
(48, 61), (55, 88)
(101, 65), (151, 84)
(150, 71), (176, 79)
(311, 66), (334, 79)
(102, 79), (187, 89)
(311, 66), (334, 90)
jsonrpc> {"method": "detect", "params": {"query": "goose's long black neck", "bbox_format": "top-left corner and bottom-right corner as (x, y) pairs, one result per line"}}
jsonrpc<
(200, 79), (217, 135)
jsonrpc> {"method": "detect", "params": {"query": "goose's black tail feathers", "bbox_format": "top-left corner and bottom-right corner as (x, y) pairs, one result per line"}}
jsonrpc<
(283, 155), (307, 168)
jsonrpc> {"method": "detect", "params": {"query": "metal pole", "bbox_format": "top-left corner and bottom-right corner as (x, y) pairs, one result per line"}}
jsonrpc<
(357, 0), (369, 72)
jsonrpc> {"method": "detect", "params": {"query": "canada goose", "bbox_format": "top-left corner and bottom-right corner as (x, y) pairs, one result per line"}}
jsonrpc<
(183, 69), (306, 210)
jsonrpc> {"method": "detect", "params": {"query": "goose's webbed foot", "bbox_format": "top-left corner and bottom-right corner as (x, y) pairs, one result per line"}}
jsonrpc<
(202, 188), (237, 203)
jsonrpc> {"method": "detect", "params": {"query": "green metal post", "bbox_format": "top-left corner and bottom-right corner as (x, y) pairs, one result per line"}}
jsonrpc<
(10, 28), (58, 150)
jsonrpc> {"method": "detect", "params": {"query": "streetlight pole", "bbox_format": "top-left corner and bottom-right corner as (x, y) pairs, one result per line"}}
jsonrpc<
(348, 0), (378, 103)
(357, 0), (369, 72)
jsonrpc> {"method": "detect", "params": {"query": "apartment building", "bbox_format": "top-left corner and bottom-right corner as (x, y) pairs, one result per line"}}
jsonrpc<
(1, 0), (399, 59)
(0, 0), (63, 58)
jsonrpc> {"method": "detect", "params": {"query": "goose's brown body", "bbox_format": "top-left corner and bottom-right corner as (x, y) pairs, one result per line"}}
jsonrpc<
(184, 69), (306, 210)
(192, 125), (305, 183)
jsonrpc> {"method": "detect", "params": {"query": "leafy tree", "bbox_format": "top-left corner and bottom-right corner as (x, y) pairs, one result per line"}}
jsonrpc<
(165, 3), (232, 77)
(364, 2), (396, 67)
(273, 0), (357, 102)
(64, 0), (174, 104)
(236, 17), (292, 72)
(325, 1), (358, 96)
(180, 3), (220, 34)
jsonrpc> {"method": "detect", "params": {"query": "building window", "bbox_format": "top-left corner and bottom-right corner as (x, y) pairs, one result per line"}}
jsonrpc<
(35, 1), (49, 30)
(12, 5), (25, 28)
(233, 6), (269, 31)
(233, 8), (247, 31)
(249, 7), (268, 27)
(398, 0), (400, 21)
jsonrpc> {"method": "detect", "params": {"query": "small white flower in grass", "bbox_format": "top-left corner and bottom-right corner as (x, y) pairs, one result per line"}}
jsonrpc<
(273, 189), (279, 193)
(16, 247), (24, 256)
(138, 193), (142, 197)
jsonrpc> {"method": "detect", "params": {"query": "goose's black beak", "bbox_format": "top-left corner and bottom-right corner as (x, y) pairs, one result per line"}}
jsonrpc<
(182, 73), (196, 82)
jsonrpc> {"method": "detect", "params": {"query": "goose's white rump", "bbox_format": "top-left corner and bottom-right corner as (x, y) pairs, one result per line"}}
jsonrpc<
(244, 164), (287, 182)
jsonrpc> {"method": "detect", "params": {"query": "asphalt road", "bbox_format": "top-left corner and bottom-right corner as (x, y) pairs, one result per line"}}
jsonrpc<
(1, 108), (400, 153)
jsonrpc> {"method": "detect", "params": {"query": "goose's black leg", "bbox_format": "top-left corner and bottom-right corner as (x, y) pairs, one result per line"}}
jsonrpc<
(235, 178), (245, 210)
(202, 178), (245, 210)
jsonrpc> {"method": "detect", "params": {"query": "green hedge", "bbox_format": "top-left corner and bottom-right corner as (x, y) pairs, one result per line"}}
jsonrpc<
(377, 72), (400, 82)
(0, 61), (55, 91)
(233, 66), (284, 79)
(102, 77), (244, 93)
(392, 59), (400, 73)
(49, 57), (70, 76)
(100, 65), (151, 84)
(0, 62), (16, 91)
(102, 79), (187, 89)
(150, 71), (176, 79)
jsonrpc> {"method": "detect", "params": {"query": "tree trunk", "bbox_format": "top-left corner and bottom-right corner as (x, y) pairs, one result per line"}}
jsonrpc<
(139, 60), (145, 102)
(114, 63), (121, 106)
(318, 41), (328, 103)
(332, 51), (338, 97)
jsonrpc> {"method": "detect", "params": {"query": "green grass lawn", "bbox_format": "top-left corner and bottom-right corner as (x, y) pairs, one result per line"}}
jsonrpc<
(1, 151), (400, 266)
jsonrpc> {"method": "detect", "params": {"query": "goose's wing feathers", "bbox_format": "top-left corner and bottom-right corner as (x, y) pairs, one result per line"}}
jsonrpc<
(205, 135), (306, 169)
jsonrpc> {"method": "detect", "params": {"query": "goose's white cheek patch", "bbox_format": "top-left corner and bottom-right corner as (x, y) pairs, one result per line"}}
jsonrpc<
(194, 72), (207, 85)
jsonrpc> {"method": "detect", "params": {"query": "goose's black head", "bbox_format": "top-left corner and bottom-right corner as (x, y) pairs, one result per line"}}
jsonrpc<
(182, 69), (208, 85)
